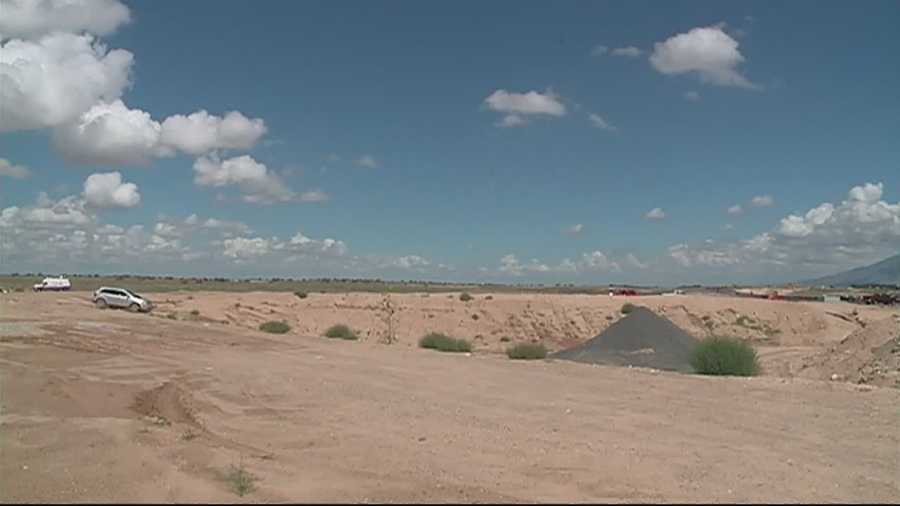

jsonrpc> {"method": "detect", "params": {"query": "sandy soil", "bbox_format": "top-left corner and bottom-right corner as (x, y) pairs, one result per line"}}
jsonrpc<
(1, 291), (898, 503)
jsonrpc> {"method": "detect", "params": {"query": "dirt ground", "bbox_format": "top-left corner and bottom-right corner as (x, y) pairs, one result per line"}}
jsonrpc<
(1, 291), (898, 503)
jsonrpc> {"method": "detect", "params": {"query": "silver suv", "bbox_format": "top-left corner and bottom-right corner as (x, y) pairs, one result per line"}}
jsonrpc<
(93, 287), (153, 312)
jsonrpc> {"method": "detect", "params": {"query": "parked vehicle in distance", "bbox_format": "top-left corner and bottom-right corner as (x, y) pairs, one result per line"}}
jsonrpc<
(92, 287), (153, 312)
(33, 276), (71, 292)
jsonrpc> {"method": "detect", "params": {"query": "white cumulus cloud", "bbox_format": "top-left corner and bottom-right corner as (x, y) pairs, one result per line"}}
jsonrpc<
(0, 0), (131, 39)
(223, 237), (271, 259)
(53, 101), (269, 165)
(153, 222), (181, 238)
(83, 171), (140, 208)
(354, 155), (379, 169)
(0, 158), (30, 178)
(564, 223), (584, 235)
(498, 254), (546, 276)
(392, 255), (431, 270)
(650, 25), (757, 89)
(160, 110), (267, 156)
(287, 232), (348, 257)
(668, 242), (741, 267)
(484, 89), (566, 117)
(848, 182), (883, 203)
(299, 189), (329, 203)
(610, 46), (642, 57)
(588, 113), (616, 131)
(193, 155), (295, 205)
(684, 90), (701, 101)
(645, 207), (666, 220)
(52, 100), (171, 165)
(751, 194), (774, 207)
(670, 182), (900, 274)
(0, 33), (133, 132)
(1, 193), (93, 229)
(496, 114), (527, 128)
(580, 251), (621, 272)
(727, 204), (743, 215)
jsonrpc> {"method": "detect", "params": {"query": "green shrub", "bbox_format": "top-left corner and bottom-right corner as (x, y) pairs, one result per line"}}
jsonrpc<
(294, 291), (308, 299)
(621, 303), (637, 314)
(190, 309), (200, 316)
(419, 332), (472, 353)
(484, 295), (493, 300)
(324, 324), (358, 340)
(225, 463), (257, 497)
(259, 321), (291, 334)
(499, 336), (511, 342)
(459, 292), (473, 302)
(690, 337), (759, 376)
(506, 343), (547, 360)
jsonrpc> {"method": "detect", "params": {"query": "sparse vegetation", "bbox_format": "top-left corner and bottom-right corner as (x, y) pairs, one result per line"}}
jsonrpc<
(621, 303), (637, 314)
(419, 332), (472, 353)
(259, 321), (291, 334)
(324, 324), (358, 340)
(166, 313), (177, 320)
(485, 295), (493, 300)
(471, 313), (479, 320)
(294, 291), (308, 299)
(181, 430), (198, 441)
(190, 309), (200, 316)
(500, 336), (511, 342)
(225, 462), (257, 497)
(459, 292), (474, 302)
(506, 343), (548, 360)
(690, 337), (760, 377)
(734, 314), (781, 338)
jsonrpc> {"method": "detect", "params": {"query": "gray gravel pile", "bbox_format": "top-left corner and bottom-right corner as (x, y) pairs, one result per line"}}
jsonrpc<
(553, 306), (698, 372)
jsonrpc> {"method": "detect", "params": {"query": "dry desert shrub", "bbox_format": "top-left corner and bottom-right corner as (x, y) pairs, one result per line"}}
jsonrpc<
(691, 337), (759, 376)
(419, 332), (471, 352)
(259, 321), (291, 334)
(324, 324), (358, 340)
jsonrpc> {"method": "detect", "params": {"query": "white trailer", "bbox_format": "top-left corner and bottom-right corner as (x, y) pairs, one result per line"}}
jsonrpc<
(33, 277), (72, 292)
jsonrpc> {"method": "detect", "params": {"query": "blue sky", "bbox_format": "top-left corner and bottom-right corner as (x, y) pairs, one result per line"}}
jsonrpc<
(1, 0), (899, 284)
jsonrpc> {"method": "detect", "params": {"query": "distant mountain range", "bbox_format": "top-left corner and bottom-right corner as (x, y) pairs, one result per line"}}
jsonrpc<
(810, 253), (900, 287)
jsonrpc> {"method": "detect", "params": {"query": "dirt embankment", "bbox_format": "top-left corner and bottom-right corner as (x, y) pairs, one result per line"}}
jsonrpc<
(796, 314), (900, 388)
(142, 291), (891, 350)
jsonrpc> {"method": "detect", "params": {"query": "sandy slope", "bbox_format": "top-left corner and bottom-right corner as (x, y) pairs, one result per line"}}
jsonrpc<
(148, 290), (892, 348)
(1, 292), (898, 503)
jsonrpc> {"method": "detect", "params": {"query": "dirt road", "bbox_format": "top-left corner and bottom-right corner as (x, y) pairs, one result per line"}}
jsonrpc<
(1, 292), (898, 502)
